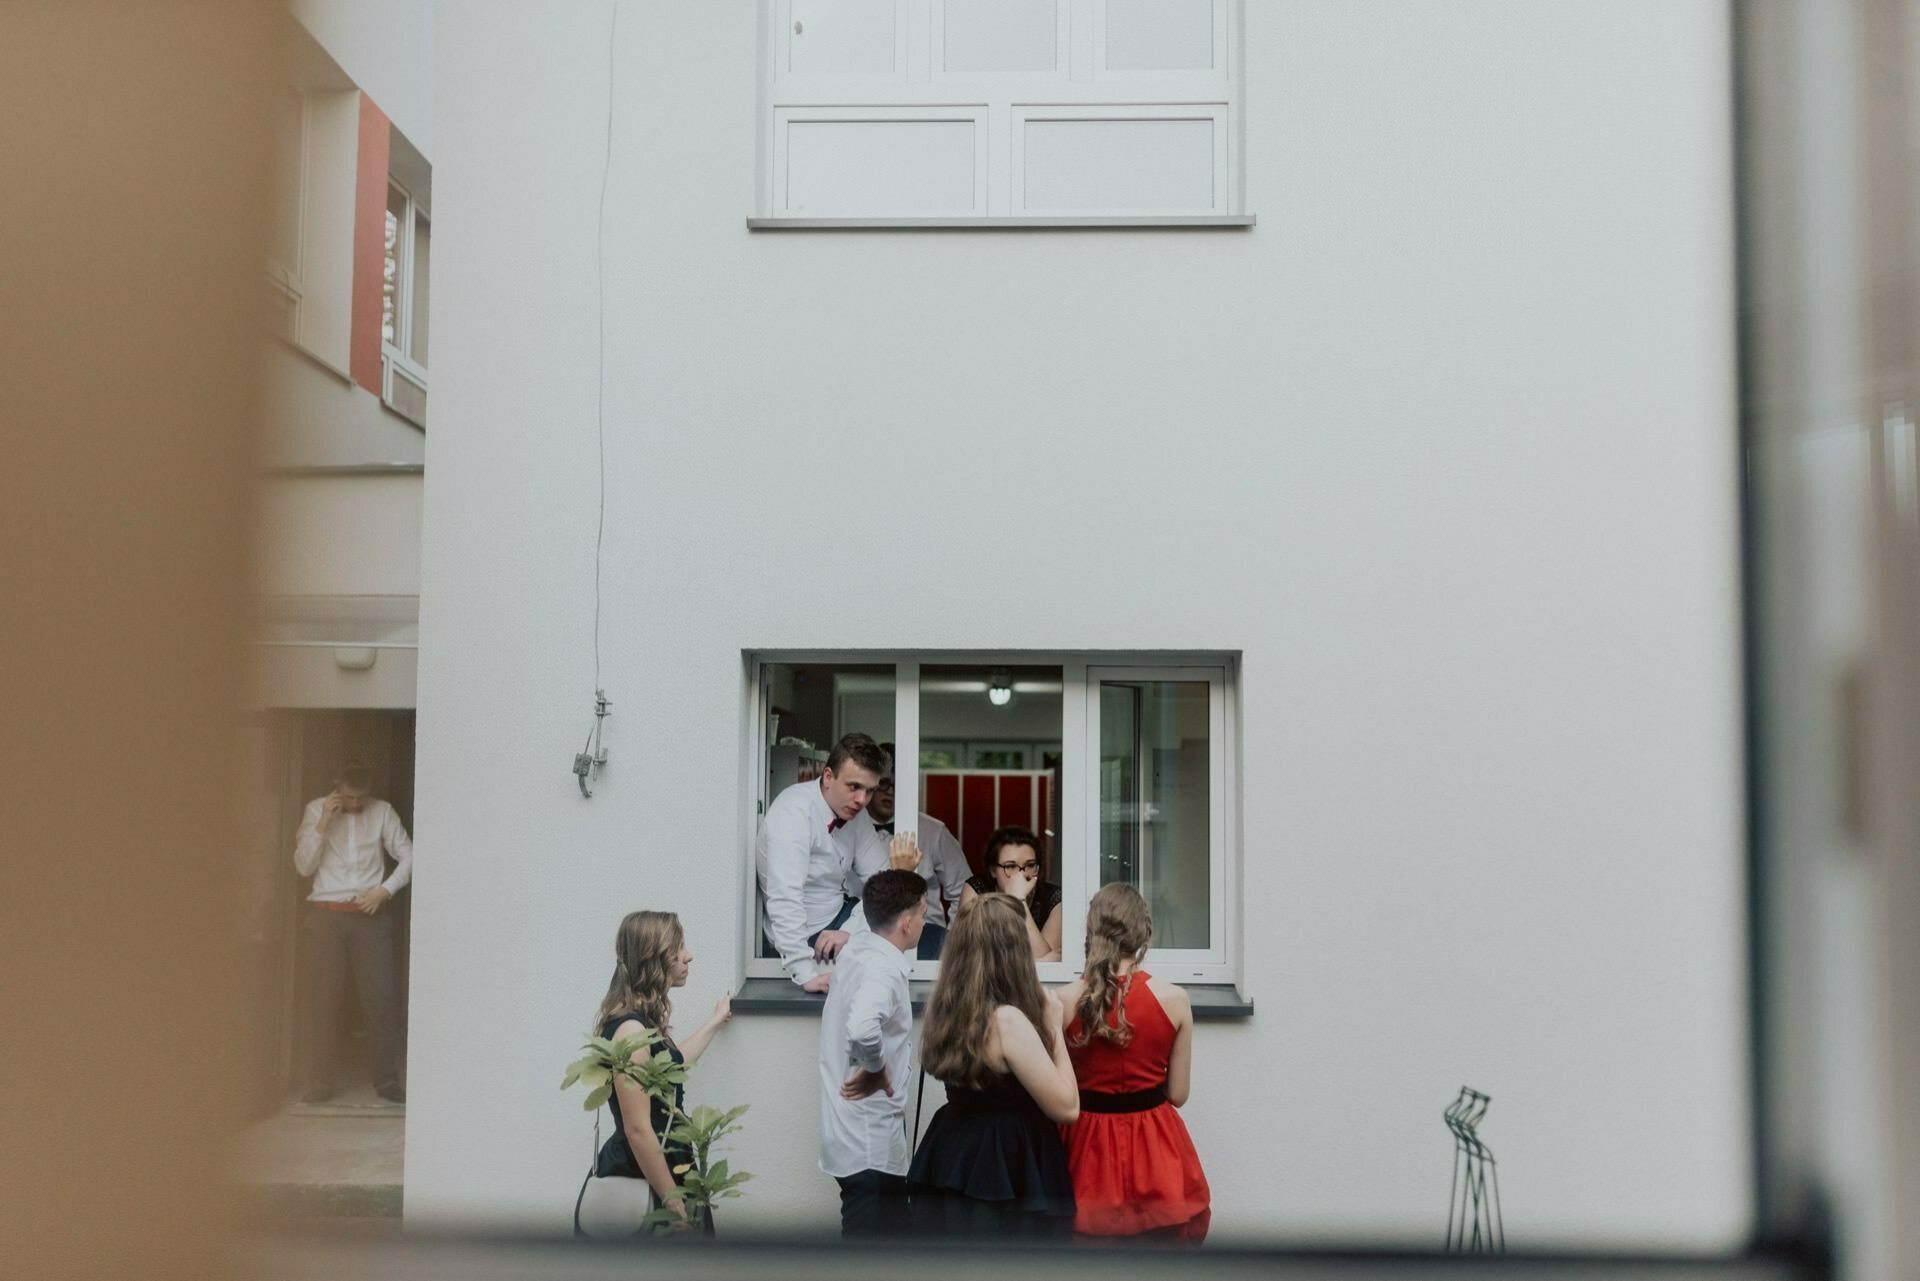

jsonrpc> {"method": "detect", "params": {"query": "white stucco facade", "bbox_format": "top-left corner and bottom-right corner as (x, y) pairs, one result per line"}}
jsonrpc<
(408, 0), (1748, 1248)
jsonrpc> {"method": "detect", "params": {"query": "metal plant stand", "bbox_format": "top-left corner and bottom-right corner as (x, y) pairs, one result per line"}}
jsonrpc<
(1444, 1086), (1506, 1253)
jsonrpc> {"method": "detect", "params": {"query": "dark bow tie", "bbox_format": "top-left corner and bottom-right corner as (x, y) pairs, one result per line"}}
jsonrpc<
(828, 817), (846, 834)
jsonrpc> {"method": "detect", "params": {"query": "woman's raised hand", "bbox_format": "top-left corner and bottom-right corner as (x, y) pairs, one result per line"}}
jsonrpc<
(1006, 869), (1036, 902)
(712, 990), (733, 1025)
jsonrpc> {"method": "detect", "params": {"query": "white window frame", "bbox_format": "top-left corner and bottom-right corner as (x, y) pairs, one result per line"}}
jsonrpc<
(266, 89), (309, 344)
(770, 103), (990, 218)
(1008, 101), (1230, 217)
(773, 0), (915, 86)
(743, 652), (1239, 985)
(1082, 664), (1232, 979)
(929, 0), (1071, 81)
(1090, 0), (1231, 83)
(382, 176), (429, 426)
(757, 0), (1245, 222)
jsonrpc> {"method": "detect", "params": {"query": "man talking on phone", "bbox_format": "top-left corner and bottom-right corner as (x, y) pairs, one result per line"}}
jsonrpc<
(292, 764), (412, 1103)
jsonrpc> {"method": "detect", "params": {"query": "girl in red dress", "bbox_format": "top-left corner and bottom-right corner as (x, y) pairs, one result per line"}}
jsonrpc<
(1058, 884), (1211, 1242)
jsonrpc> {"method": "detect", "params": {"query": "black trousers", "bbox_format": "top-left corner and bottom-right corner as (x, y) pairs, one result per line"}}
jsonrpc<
(304, 906), (401, 1091)
(836, 1170), (909, 1238)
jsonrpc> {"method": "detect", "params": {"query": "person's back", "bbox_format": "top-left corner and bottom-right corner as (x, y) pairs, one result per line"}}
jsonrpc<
(818, 870), (925, 1237)
(1059, 886), (1210, 1242)
(906, 894), (1079, 1238)
(1066, 971), (1177, 1093)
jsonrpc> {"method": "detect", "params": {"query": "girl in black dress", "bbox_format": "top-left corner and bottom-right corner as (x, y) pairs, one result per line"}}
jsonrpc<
(591, 910), (732, 1234)
(958, 825), (1063, 961)
(908, 893), (1080, 1238)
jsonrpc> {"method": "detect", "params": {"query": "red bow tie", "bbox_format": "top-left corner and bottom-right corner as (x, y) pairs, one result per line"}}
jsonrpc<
(828, 818), (846, 834)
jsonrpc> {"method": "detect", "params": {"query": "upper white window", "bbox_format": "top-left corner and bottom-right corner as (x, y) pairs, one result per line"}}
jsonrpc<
(265, 87), (309, 344)
(757, 0), (1245, 222)
(382, 177), (430, 426)
(745, 653), (1240, 984)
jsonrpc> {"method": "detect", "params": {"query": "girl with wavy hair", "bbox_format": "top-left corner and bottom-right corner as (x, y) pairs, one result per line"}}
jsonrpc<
(588, 910), (732, 1233)
(906, 893), (1079, 1237)
(1057, 883), (1210, 1241)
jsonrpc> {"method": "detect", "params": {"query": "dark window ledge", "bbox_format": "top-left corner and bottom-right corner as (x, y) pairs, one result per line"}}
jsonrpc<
(733, 976), (1251, 1019)
(746, 215), (1257, 231)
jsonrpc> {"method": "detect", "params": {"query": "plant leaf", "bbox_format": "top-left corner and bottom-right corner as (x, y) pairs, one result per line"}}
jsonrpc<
(582, 1083), (612, 1112)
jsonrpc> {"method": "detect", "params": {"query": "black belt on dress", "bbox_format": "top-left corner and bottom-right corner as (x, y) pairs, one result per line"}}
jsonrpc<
(1078, 1084), (1168, 1114)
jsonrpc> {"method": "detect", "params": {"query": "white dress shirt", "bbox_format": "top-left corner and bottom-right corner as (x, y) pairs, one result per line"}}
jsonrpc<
(867, 813), (970, 928)
(755, 779), (881, 984)
(292, 797), (413, 902)
(817, 929), (915, 1178)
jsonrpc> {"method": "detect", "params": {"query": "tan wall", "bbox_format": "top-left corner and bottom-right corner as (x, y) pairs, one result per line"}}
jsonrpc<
(249, 647), (420, 711)
(0, 4), (271, 1277)
(255, 473), (424, 598)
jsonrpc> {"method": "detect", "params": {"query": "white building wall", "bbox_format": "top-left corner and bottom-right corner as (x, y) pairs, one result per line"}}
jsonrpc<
(288, 0), (433, 157)
(411, 0), (1748, 1248)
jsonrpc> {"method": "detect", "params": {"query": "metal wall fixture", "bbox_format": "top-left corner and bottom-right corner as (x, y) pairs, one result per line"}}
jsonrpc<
(1444, 1087), (1505, 1253)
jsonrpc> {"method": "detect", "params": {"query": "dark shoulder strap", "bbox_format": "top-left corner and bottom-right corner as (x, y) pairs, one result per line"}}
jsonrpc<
(603, 1012), (657, 1042)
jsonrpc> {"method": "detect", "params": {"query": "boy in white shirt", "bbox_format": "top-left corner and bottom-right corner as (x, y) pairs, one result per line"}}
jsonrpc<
(817, 868), (928, 1236)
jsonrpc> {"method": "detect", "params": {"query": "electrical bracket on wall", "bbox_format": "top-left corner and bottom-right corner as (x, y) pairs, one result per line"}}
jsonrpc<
(574, 689), (611, 798)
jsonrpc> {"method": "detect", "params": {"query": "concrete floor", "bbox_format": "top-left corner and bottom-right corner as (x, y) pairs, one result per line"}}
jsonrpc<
(239, 1111), (404, 1185)
(236, 1105), (404, 1221)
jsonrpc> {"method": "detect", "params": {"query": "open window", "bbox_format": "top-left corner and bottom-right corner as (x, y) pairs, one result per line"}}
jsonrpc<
(751, 661), (898, 960)
(745, 652), (1237, 984)
(381, 174), (430, 426)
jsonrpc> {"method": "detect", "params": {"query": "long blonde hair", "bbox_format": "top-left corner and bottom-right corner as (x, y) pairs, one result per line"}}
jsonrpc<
(920, 893), (1054, 1086)
(594, 910), (682, 1036)
(1070, 884), (1153, 1048)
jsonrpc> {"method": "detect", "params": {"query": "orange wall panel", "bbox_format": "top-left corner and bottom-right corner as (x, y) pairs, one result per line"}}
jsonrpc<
(350, 92), (390, 395)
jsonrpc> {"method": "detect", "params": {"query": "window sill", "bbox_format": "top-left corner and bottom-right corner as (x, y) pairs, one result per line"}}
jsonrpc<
(269, 333), (354, 385)
(732, 976), (1252, 1018)
(379, 399), (427, 433)
(745, 215), (1256, 232)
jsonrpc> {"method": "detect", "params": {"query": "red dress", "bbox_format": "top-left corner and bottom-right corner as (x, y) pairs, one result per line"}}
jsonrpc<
(1062, 972), (1211, 1240)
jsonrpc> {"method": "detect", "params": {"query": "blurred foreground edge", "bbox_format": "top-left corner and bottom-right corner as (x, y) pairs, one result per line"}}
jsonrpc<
(240, 1228), (1824, 1281)
(0, 3), (268, 1280)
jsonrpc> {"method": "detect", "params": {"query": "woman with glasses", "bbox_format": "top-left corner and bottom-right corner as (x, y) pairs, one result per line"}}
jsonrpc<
(957, 825), (1062, 962)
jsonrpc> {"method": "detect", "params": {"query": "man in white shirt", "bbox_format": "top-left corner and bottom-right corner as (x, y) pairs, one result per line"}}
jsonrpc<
(818, 868), (927, 1237)
(291, 764), (412, 1104)
(755, 733), (891, 992)
(867, 743), (971, 959)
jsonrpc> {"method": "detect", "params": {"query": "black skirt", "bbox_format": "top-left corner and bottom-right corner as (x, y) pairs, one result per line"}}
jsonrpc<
(907, 1076), (1075, 1239)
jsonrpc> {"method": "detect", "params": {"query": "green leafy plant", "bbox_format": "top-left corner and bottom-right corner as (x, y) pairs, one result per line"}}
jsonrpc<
(562, 1030), (753, 1234)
